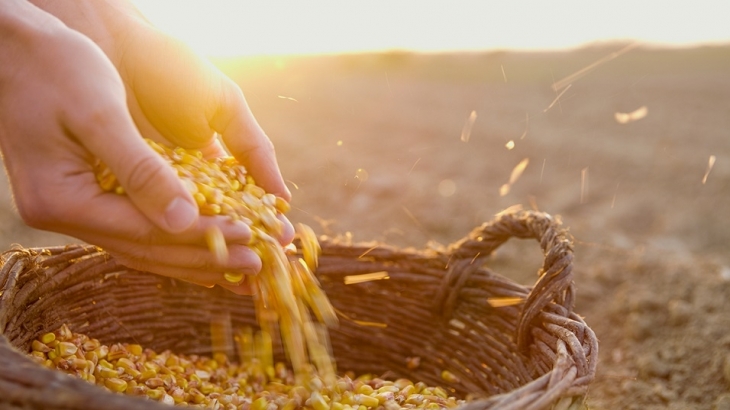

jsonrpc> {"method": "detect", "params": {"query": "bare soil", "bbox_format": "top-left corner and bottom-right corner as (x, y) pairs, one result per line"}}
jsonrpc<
(2, 44), (729, 409)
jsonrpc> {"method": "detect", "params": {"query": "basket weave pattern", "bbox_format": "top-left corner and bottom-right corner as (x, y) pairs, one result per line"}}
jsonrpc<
(0, 210), (597, 410)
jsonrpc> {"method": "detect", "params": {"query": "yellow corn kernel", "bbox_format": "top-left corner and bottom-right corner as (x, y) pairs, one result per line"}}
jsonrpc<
(223, 271), (244, 284)
(358, 395), (380, 408)
(251, 397), (269, 410)
(30, 351), (46, 360)
(116, 357), (136, 371)
(56, 342), (78, 357)
(394, 378), (414, 389)
(378, 386), (399, 394)
(144, 377), (166, 389)
(274, 196), (291, 214)
(356, 384), (374, 395)
(94, 345), (109, 360)
(104, 377), (128, 393)
(189, 388), (206, 404)
(40, 333), (56, 344)
(127, 344), (143, 356)
(32, 340), (51, 353)
(146, 388), (165, 401)
(98, 359), (114, 369)
(244, 183), (266, 199)
(82, 339), (100, 351)
(107, 345), (127, 361)
(67, 356), (88, 370)
(200, 203), (222, 216)
(193, 192), (207, 207)
(138, 369), (157, 382)
(170, 388), (185, 404)
(97, 366), (118, 379)
(400, 384), (416, 397)
(433, 387), (448, 399)
(309, 392), (329, 410)
(57, 324), (72, 340)
(205, 225), (229, 264)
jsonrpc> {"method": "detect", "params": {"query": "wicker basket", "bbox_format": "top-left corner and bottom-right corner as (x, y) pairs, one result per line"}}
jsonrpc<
(0, 210), (596, 410)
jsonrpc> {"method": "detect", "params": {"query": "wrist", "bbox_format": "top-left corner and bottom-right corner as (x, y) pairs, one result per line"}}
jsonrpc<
(0, 0), (58, 38)
(27, 0), (147, 63)
(0, 1), (65, 76)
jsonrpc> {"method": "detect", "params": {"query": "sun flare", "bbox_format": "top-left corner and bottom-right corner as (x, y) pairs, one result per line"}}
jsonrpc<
(132, 1), (730, 57)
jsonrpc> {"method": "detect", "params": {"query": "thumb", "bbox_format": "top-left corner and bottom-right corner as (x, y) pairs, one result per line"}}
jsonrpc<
(114, 144), (199, 233)
(78, 109), (198, 234)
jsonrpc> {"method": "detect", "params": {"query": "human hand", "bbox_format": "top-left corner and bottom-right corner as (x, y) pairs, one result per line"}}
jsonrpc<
(28, 0), (292, 203)
(0, 1), (271, 294)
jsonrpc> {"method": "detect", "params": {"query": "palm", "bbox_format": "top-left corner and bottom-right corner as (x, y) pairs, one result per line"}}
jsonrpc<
(117, 24), (226, 155)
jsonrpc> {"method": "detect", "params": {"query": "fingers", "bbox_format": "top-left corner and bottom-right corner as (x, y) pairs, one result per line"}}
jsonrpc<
(105, 242), (258, 296)
(68, 101), (199, 234)
(96, 240), (261, 274)
(56, 188), (251, 246)
(110, 250), (257, 291)
(211, 79), (291, 202)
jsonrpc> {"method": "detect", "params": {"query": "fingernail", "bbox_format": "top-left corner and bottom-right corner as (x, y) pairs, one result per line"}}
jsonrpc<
(164, 197), (197, 233)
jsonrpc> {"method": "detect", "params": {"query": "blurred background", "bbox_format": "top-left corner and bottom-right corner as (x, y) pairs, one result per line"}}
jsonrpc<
(2, 2), (729, 408)
(3, 1), (727, 263)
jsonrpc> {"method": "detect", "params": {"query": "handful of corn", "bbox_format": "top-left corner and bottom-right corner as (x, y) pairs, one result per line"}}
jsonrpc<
(94, 139), (337, 381)
(29, 325), (464, 409)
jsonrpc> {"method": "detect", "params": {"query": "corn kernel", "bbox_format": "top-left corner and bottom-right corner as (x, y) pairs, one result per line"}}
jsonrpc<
(104, 377), (128, 393)
(40, 333), (56, 344)
(56, 342), (77, 357)
(309, 392), (329, 410)
(127, 344), (143, 356)
(32, 340), (51, 353)
(251, 397), (269, 410)
(223, 271), (244, 284)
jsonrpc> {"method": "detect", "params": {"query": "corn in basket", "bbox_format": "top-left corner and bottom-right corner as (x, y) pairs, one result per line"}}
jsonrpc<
(0, 210), (597, 410)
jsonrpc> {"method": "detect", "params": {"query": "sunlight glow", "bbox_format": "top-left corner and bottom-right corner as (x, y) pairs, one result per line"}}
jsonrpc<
(132, 1), (730, 57)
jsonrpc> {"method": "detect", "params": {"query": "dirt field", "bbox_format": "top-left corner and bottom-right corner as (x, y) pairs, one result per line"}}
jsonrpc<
(2, 44), (729, 408)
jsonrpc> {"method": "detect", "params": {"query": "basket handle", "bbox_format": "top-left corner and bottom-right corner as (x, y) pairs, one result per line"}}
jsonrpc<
(436, 209), (575, 353)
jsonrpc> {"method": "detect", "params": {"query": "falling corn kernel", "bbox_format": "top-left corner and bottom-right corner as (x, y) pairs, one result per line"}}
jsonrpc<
(223, 271), (244, 284)
(441, 370), (460, 384)
(94, 139), (337, 379)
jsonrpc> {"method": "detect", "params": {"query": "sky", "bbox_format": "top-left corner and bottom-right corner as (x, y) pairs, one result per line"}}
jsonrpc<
(131, 1), (730, 57)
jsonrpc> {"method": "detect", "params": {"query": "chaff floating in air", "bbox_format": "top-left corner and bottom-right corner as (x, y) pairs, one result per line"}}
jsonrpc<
(544, 84), (572, 113)
(500, 158), (530, 196)
(615, 106), (648, 124)
(552, 42), (639, 92)
(487, 296), (525, 308)
(703, 155), (716, 184)
(344, 271), (390, 285)
(460, 110), (478, 142)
